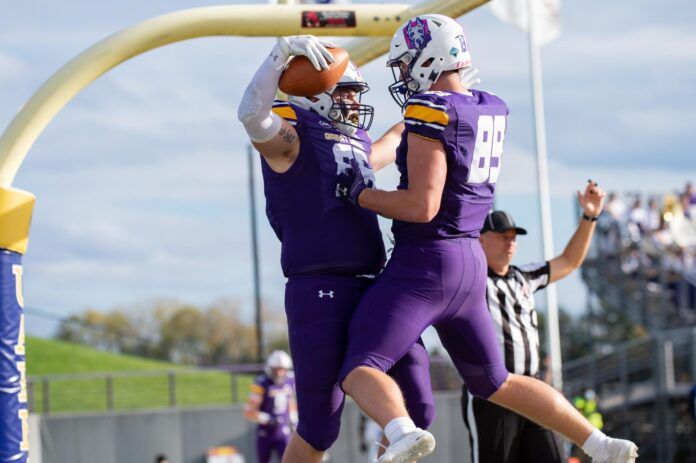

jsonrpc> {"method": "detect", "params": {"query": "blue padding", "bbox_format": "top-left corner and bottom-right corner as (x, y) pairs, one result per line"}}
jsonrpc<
(0, 249), (28, 462)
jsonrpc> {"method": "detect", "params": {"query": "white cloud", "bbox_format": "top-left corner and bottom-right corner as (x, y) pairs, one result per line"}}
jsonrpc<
(497, 142), (696, 197)
(618, 107), (696, 138)
(554, 25), (696, 64)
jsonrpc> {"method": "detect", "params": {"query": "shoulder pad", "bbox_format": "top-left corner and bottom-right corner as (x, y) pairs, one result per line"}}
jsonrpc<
(404, 94), (450, 131)
(272, 100), (298, 123)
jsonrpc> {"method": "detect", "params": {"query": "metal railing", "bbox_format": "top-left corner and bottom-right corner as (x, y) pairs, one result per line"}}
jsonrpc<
(27, 364), (264, 415)
(563, 328), (696, 462)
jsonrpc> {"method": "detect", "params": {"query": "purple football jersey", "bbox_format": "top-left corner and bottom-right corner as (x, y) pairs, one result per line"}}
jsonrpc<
(261, 101), (386, 277)
(392, 90), (509, 241)
(252, 373), (295, 431)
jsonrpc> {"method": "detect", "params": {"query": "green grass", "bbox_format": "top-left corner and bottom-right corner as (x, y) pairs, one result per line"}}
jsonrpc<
(26, 337), (176, 375)
(26, 337), (253, 414)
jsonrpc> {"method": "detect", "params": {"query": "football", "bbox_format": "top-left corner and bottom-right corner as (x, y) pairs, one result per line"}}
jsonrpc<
(279, 47), (350, 97)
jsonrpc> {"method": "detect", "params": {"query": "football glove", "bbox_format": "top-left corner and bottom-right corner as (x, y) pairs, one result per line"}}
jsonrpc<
(336, 156), (371, 205)
(274, 36), (336, 71)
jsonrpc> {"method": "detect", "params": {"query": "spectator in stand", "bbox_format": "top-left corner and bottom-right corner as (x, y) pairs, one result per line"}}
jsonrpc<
(650, 216), (674, 251)
(605, 192), (627, 222)
(685, 182), (696, 206)
(645, 198), (661, 232)
(627, 197), (647, 239)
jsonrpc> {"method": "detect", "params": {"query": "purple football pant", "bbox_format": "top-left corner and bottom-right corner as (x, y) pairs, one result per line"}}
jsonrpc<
(286, 275), (435, 451)
(339, 237), (509, 399)
(256, 427), (290, 463)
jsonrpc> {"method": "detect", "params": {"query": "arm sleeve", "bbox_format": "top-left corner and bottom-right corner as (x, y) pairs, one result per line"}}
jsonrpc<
(402, 93), (450, 143)
(519, 262), (551, 292)
(237, 46), (287, 142)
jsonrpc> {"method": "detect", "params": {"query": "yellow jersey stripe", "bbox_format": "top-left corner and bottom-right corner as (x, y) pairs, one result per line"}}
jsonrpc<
(272, 106), (297, 121)
(250, 384), (265, 394)
(404, 104), (449, 126)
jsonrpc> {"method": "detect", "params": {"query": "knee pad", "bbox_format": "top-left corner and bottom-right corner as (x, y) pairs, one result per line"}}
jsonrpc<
(409, 401), (437, 429)
(297, 421), (340, 452)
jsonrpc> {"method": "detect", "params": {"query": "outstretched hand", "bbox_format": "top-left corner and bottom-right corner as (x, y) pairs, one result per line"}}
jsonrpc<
(276, 35), (336, 71)
(578, 180), (605, 218)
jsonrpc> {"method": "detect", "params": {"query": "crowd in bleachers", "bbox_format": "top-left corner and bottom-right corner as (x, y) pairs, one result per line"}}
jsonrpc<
(595, 182), (696, 321)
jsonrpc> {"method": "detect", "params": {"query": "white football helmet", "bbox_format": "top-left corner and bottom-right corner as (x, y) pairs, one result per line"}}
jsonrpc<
(265, 350), (292, 383)
(289, 61), (374, 136)
(387, 14), (472, 106)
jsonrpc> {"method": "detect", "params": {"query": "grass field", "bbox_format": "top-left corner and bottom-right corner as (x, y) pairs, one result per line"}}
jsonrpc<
(26, 337), (254, 414)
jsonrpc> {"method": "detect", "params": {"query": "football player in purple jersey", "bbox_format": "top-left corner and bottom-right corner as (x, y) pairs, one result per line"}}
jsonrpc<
(337, 14), (639, 463)
(237, 36), (435, 463)
(244, 351), (297, 463)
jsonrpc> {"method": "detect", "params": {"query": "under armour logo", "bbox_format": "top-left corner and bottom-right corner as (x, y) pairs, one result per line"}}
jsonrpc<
(318, 290), (334, 299)
(336, 184), (348, 197)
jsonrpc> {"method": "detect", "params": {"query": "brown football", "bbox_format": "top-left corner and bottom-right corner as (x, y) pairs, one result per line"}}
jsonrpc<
(279, 47), (350, 97)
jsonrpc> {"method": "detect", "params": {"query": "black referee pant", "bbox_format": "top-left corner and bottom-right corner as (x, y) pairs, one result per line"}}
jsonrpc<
(461, 385), (566, 463)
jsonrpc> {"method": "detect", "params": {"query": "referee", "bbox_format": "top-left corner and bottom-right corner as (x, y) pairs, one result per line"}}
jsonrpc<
(462, 180), (605, 463)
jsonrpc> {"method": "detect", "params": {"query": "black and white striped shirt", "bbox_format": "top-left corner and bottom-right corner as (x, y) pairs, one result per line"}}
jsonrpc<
(486, 262), (550, 376)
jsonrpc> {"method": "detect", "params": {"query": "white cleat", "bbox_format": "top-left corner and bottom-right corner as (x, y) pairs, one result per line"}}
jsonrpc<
(377, 428), (436, 463)
(601, 438), (639, 463)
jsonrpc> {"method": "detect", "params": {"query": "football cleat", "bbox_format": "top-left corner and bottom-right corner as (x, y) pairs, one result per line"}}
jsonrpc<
(377, 428), (436, 463)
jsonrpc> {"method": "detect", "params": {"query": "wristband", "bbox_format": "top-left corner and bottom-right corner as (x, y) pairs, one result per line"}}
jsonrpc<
(582, 213), (599, 222)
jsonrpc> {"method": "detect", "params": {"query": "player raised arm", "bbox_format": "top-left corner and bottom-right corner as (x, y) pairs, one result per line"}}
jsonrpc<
(548, 180), (605, 283)
(237, 36), (333, 172)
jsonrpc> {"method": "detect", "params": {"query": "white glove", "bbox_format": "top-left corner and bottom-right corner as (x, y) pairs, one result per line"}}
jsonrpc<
(256, 411), (271, 425)
(273, 35), (336, 71)
(460, 67), (481, 88)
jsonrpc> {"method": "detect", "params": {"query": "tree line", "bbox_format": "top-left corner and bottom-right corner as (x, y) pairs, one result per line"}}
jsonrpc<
(56, 298), (289, 365)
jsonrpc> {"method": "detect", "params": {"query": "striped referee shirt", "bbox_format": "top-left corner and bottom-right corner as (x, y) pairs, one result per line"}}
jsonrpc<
(486, 262), (550, 376)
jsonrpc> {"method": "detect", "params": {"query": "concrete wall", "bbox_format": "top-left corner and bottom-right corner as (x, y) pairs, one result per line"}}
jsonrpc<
(35, 392), (470, 463)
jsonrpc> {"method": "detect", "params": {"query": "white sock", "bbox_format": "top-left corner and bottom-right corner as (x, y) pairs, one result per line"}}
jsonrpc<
(582, 428), (610, 462)
(384, 417), (417, 444)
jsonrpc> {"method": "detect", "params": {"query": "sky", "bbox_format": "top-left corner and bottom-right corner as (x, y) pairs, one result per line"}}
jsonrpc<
(2, 0), (696, 347)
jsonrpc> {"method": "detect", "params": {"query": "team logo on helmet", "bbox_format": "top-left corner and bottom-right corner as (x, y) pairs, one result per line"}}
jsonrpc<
(403, 17), (431, 50)
(459, 35), (468, 52)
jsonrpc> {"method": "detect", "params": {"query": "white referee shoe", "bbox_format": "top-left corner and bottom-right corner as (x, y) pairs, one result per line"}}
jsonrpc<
(600, 438), (639, 463)
(377, 428), (436, 463)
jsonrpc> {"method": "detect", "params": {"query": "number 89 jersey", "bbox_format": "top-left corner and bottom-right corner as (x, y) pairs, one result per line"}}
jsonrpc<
(392, 90), (509, 241)
(261, 101), (386, 277)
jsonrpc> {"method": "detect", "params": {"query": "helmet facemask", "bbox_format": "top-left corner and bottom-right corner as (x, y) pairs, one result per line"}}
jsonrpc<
(327, 82), (374, 137)
(387, 51), (441, 107)
(289, 61), (374, 137)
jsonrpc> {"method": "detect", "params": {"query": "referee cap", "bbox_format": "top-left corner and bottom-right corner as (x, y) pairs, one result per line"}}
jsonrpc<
(481, 210), (527, 235)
